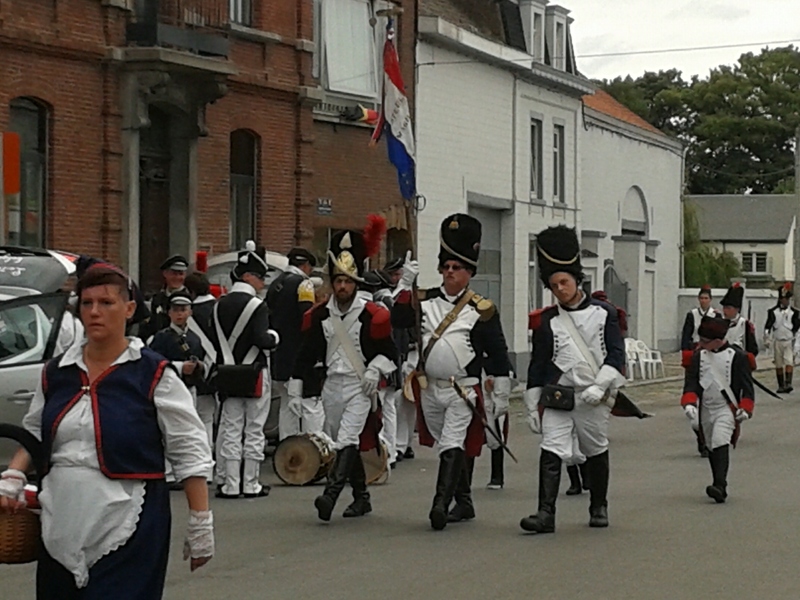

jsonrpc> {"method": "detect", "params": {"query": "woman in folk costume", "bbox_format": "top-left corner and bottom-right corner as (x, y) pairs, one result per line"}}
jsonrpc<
(289, 217), (398, 521)
(764, 283), (800, 393)
(520, 226), (626, 534)
(681, 315), (755, 503)
(720, 283), (759, 369)
(0, 265), (213, 599)
(392, 213), (512, 531)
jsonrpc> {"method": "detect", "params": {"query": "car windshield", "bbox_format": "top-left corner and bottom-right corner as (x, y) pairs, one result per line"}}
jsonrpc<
(0, 250), (72, 293)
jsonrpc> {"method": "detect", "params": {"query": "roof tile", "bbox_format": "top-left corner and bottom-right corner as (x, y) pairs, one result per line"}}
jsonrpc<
(583, 90), (665, 136)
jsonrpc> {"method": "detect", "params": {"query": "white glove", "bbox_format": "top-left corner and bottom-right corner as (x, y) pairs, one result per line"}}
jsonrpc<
(581, 385), (606, 406)
(183, 509), (214, 563)
(490, 376), (511, 418)
(735, 408), (750, 422)
(362, 368), (381, 397)
(0, 469), (27, 504)
(398, 250), (419, 291)
(524, 388), (542, 434)
(684, 404), (699, 429)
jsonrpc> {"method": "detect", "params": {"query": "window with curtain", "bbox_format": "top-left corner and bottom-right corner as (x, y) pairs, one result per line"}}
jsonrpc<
(229, 0), (252, 26)
(8, 98), (48, 248)
(317, 0), (390, 98)
(229, 130), (258, 250)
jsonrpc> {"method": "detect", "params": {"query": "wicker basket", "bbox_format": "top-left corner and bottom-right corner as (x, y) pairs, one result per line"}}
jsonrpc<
(0, 423), (45, 565)
(0, 509), (40, 564)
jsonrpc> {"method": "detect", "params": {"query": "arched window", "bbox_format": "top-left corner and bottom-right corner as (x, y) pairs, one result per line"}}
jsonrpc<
(8, 98), (48, 247)
(229, 129), (258, 249)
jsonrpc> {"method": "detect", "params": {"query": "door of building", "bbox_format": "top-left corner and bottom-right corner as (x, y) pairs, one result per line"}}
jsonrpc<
(139, 107), (172, 295)
(468, 206), (502, 307)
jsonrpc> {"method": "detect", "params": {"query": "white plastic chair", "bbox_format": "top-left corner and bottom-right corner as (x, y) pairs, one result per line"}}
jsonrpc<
(634, 340), (665, 379)
(624, 338), (643, 380)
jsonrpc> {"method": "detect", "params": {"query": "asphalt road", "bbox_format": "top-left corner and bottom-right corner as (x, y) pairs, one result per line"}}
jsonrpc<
(2, 374), (799, 599)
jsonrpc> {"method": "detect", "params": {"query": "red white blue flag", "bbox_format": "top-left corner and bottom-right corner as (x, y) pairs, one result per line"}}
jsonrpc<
(372, 18), (416, 201)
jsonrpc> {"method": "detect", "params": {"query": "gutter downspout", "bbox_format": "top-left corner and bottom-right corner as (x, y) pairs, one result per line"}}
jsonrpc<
(679, 145), (687, 287)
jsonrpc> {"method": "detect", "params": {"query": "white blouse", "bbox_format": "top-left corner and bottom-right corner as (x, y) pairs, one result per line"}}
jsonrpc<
(23, 337), (213, 588)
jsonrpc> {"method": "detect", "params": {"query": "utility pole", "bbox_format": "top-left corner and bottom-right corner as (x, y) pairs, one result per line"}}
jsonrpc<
(794, 127), (800, 304)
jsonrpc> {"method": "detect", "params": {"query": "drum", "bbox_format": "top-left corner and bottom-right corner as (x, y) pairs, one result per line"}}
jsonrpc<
(361, 441), (390, 485)
(273, 433), (335, 485)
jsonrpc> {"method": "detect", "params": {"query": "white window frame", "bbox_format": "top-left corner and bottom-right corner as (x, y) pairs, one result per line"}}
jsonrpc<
(741, 251), (768, 274)
(315, 0), (390, 100)
(530, 118), (543, 201)
(229, 0), (252, 26)
(553, 124), (565, 204)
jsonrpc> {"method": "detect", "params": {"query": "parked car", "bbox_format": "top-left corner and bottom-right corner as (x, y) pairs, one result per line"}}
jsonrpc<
(201, 249), (288, 294)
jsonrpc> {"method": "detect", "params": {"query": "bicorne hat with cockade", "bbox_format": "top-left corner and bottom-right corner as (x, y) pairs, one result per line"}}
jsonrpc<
(720, 282), (744, 310)
(536, 225), (582, 286)
(327, 215), (387, 283)
(438, 213), (482, 274)
(779, 282), (793, 300)
(328, 230), (368, 282)
(232, 241), (268, 281)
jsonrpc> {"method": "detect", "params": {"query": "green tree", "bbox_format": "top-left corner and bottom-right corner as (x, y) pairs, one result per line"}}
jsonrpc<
(600, 46), (800, 195)
(682, 200), (741, 287)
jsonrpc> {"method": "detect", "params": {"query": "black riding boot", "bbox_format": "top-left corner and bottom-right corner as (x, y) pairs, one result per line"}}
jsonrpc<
(776, 369), (786, 393)
(580, 462), (590, 490)
(585, 451), (610, 528)
(487, 448), (504, 489)
(566, 465), (583, 495)
(315, 445), (356, 521)
(449, 457), (476, 523)
(785, 368), (794, 393)
(694, 428), (709, 457)
(706, 444), (729, 503)
(429, 448), (463, 531)
(520, 450), (561, 533)
(343, 453), (372, 518)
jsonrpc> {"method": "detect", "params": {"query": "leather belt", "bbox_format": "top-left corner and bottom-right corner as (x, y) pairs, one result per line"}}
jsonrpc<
(433, 377), (479, 389)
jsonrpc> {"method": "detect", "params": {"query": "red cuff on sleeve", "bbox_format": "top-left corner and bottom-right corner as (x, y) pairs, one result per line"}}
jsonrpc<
(739, 397), (754, 414)
(367, 304), (392, 339)
(747, 353), (757, 371)
(681, 350), (694, 369)
(681, 392), (698, 407)
(396, 289), (412, 304)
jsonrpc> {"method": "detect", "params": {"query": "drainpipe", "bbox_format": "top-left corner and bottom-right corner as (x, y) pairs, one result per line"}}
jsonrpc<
(679, 144), (687, 288)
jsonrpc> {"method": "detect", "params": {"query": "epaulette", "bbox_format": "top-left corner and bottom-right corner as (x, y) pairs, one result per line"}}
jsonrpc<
(469, 293), (495, 321)
(528, 305), (556, 330)
(301, 302), (326, 332)
(417, 288), (431, 302)
(366, 302), (392, 339)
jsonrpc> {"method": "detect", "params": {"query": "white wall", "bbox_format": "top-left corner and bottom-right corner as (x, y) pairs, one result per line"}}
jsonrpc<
(710, 241), (791, 281)
(580, 117), (683, 351)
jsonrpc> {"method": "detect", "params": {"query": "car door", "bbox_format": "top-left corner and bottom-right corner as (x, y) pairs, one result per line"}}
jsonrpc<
(0, 293), (69, 431)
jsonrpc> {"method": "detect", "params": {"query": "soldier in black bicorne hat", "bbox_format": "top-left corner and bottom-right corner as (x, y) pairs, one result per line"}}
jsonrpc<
(720, 283), (758, 370)
(392, 213), (512, 531)
(520, 225), (626, 535)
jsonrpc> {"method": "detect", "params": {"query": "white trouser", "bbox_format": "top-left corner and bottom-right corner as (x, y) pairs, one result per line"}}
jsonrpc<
(773, 339), (793, 369)
(275, 380), (326, 440)
(482, 388), (508, 451)
(379, 387), (398, 464)
(322, 374), (371, 451)
(195, 393), (217, 457)
(218, 375), (271, 495)
(540, 401), (611, 463)
(420, 384), (475, 455)
(395, 389), (417, 453)
(700, 402), (735, 450)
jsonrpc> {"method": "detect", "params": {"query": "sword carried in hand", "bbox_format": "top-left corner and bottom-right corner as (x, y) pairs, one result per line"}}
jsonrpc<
(450, 377), (518, 463)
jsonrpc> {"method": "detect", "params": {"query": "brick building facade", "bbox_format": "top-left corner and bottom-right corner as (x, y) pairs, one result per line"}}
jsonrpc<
(0, 0), (415, 293)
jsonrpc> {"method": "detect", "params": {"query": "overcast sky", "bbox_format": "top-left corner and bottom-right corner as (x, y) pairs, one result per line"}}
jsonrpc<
(565, 0), (800, 81)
